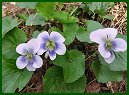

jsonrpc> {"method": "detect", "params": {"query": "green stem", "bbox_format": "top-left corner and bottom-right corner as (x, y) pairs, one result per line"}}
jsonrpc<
(69, 6), (78, 16)
(69, 2), (82, 16)
(85, 50), (98, 61)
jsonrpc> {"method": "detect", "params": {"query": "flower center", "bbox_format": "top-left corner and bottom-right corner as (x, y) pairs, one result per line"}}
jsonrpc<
(26, 53), (33, 60)
(105, 40), (112, 50)
(46, 40), (55, 50)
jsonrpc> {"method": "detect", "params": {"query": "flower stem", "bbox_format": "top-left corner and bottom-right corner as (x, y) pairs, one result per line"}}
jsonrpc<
(69, 2), (82, 16)
(85, 50), (98, 61)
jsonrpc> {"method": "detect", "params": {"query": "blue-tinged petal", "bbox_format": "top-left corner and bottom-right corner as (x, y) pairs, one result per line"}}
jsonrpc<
(37, 49), (46, 55)
(90, 29), (106, 44)
(37, 43), (47, 55)
(104, 52), (115, 64)
(26, 62), (36, 71)
(98, 43), (111, 58)
(112, 38), (127, 52)
(37, 31), (49, 44)
(49, 50), (56, 60)
(27, 39), (40, 54)
(50, 31), (65, 42)
(16, 56), (28, 69)
(55, 42), (66, 55)
(33, 55), (43, 68)
(90, 28), (118, 44)
(103, 28), (117, 40)
(16, 43), (27, 55)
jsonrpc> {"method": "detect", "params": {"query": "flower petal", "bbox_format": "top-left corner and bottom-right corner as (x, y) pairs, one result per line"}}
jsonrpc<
(104, 52), (115, 64)
(112, 38), (127, 52)
(37, 49), (46, 55)
(37, 43), (47, 55)
(16, 56), (28, 69)
(50, 31), (65, 42)
(49, 50), (56, 60)
(27, 39), (40, 54)
(103, 28), (117, 40)
(55, 42), (66, 55)
(26, 63), (36, 71)
(16, 43), (27, 55)
(90, 28), (118, 44)
(33, 55), (43, 68)
(37, 31), (49, 44)
(90, 29), (106, 44)
(98, 43), (111, 58)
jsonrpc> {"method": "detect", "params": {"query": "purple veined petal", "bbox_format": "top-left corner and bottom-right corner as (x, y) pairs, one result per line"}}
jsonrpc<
(33, 55), (43, 68)
(103, 28), (117, 40)
(50, 31), (65, 42)
(98, 43), (111, 58)
(90, 28), (118, 44)
(27, 39), (40, 54)
(37, 49), (47, 55)
(104, 52), (115, 64)
(26, 62), (36, 71)
(16, 56), (28, 69)
(112, 38), (127, 52)
(55, 42), (66, 55)
(37, 43), (47, 55)
(49, 50), (56, 60)
(90, 29), (106, 44)
(37, 31), (49, 44)
(16, 43), (27, 55)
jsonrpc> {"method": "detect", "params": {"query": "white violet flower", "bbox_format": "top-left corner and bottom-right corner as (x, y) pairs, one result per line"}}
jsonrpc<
(90, 28), (127, 64)
(37, 31), (66, 60)
(16, 39), (43, 71)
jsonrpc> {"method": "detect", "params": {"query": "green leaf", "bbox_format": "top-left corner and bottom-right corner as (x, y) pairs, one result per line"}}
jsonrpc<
(102, 14), (114, 20)
(18, 14), (28, 21)
(2, 58), (33, 93)
(51, 27), (62, 32)
(53, 11), (78, 23)
(2, 27), (27, 59)
(2, 16), (20, 38)
(63, 23), (79, 45)
(36, 2), (55, 19)
(87, 2), (114, 16)
(53, 50), (85, 83)
(26, 13), (45, 26)
(92, 60), (123, 83)
(44, 66), (86, 93)
(86, 20), (103, 43)
(99, 51), (127, 71)
(32, 30), (40, 38)
(76, 27), (89, 42)
(16, 2), (37, 9)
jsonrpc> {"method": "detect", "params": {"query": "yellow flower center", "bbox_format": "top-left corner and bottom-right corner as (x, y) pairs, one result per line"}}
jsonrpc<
(46, 40), (55, 50)
(105, 39), (112, 50)
(27, 53), (33, 60)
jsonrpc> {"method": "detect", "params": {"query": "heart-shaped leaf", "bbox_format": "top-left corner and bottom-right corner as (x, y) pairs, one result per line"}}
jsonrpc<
(2, 27), (27, 59)
(2, 58), (33, 93)
(53, 50), (85, 83)
(2, 16), (20, 38)
(44, 66), (86, 93)
(92, 60), (123, 83)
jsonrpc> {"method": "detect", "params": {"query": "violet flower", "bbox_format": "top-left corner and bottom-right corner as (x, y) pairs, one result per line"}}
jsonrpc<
(90, 28), (127, 64)
(16, 39), (43, 71)
(37, 31), (66, 60)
